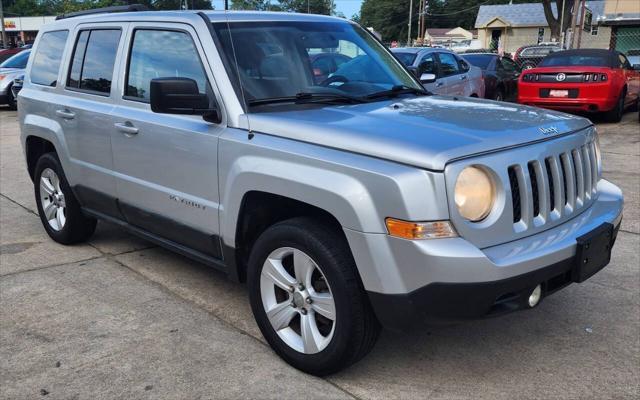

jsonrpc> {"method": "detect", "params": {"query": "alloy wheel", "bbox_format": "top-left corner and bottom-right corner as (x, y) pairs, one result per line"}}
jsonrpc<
(39, 168), (66, 231)
(260, 247), (336, 354)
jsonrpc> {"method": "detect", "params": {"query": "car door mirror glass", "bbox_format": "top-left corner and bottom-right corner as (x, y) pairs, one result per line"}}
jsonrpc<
(420, 73), (437, 83)
(150, 77), (220, 123)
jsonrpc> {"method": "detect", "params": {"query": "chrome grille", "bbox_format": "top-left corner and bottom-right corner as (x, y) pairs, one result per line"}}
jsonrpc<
(508, 141), (599, 231)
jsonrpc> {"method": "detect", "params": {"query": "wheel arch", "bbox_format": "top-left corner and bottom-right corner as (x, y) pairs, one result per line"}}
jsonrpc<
(25, 135), (58, 181)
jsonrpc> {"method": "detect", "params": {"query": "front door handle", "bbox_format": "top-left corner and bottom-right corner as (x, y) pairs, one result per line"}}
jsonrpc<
(55, 109), (75, 119)
(436, 82), (444, 87)
(460, 75), (468, 80)
(114, 122), (139, 135)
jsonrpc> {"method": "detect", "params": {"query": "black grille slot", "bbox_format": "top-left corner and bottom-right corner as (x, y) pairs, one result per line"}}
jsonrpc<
(559, 156), (568, 205)
(508, 166), (521, 223)
(527, 162), (540, 217)
(545, 158), (555, 212)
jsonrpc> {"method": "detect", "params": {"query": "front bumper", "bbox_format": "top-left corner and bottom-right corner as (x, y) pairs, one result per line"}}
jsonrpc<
(345, 179), (623, 331)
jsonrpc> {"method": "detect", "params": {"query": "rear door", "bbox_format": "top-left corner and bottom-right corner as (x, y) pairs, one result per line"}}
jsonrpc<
(109, 22), (225, 259)
(55, 24), (126, 217)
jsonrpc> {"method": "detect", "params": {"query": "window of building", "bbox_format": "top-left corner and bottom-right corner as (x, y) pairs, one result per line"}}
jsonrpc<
(30, 30), (69, 87)
(591, 26), (599, 36)
(125, 29), (209, 102)
(537, 28), (545, 44)
(67, 29), (121, 94)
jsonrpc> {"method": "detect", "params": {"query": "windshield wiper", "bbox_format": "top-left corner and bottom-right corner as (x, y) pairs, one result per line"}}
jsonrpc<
(364, 85), (429, 100)
(248, 92), (367, 107)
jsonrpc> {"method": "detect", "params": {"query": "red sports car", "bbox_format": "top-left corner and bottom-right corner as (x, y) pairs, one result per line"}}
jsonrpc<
(518, 49), (640, 122)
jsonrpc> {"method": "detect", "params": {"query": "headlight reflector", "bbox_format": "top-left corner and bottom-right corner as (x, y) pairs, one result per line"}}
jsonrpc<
(454, 166), (495, 222)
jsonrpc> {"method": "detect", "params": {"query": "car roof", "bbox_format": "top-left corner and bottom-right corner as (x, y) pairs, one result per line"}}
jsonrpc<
(391, 47), (452, 55)
(45, 10), (347, 29)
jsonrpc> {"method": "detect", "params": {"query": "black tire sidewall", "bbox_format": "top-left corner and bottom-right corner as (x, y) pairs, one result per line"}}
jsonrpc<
(247, 221), (362, 375)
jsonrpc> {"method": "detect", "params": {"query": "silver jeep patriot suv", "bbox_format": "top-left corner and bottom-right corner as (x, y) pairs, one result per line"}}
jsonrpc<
(18, 6), (623, 375)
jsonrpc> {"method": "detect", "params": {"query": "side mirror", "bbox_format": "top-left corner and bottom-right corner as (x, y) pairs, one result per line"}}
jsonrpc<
(406, 66), (419, 78)
(150, 77), (220, 123)
(420, 73), (437, 84)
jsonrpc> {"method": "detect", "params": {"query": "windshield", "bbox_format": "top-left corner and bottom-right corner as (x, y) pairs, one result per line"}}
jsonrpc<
(540, 54), (608, 67)
(212, 21), (422, 108)
(393, 52), (417, 66)
(0, 50), (30, 69)
(462, 54), (493, 70)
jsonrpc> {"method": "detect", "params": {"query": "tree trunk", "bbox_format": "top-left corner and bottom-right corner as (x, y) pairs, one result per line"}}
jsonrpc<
(542, 0), (561, 41)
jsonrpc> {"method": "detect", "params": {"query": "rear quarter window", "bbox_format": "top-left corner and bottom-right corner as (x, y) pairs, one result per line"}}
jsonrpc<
(30, 30), (69, 86)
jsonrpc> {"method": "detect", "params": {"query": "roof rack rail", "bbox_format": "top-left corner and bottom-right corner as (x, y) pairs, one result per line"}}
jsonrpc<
(55, 4), (149, 20)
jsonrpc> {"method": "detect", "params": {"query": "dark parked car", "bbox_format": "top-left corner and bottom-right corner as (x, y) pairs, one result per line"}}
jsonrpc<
(462, 53), (521, 101)
(309, 53), (352, 83)
(0, 47), (27, 63)
(513, 44), (561, 70)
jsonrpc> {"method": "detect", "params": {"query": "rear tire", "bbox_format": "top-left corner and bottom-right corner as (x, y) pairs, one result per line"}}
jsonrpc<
(604, 90), (625, 123)
(247, 217), (380, 376)
(34, 153), (97, 244)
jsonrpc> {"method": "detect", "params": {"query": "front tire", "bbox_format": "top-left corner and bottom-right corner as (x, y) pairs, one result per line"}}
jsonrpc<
(6, 85), (16, 110)
(34, 153), (97, 244)
(247, 218), (380, 375)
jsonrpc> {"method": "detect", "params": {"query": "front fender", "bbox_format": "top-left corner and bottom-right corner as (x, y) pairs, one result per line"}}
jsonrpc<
(218, 130), (449, 246)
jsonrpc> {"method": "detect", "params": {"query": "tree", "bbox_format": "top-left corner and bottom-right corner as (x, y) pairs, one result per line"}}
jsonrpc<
(279, 0), (334, 15)
(230, 0), (282, 11)
(360, 0), (418, 43)
(541, 0), (574, 41)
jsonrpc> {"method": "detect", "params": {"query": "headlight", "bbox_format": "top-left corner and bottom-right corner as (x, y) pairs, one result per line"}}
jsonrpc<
(0, 74), (6, 82)
(454, 166), (495, 222)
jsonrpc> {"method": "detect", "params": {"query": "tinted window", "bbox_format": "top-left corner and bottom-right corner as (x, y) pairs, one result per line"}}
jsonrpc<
(500, 57), (517, 72)
(0, 50), (30, 68)
(618, 54), (631, 69)
(126, 30), (208, 101)
(462, 54), (493, 70)
(540, 54), (609, 67)
(418, 54), (437, 75)
(393, 52), (417, 66)
(67, 29), (121, 94)
(31, 30), (68, 86)
(438, 52), (460, 76)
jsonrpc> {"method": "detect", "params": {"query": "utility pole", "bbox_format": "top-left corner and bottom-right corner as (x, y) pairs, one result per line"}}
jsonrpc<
(568, 0), (580, 49)
(0, 0), (7, 49)
(224, 0), (229, 10)
(407, 0), (413, 46)
(576, 0), (586, 49)
(559, 0), (566, 48)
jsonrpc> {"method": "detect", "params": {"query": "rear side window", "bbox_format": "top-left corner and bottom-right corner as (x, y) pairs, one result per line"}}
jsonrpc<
(125, 29), (208, 102)
(67, 29), (121, 94)
(30, 30), (68, 86)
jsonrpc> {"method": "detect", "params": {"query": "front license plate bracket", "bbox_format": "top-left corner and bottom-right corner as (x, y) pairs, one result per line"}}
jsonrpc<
(573, 223), (614, 283)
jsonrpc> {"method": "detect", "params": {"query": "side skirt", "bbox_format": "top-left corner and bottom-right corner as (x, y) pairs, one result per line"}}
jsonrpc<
(82, 207), (228, 274)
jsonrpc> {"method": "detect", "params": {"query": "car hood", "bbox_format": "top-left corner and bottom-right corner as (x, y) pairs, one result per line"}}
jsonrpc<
(246, 95), (591, 171)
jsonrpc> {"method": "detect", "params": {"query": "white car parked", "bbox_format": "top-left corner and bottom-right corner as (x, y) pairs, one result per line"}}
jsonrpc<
(392, 47), (485, 97)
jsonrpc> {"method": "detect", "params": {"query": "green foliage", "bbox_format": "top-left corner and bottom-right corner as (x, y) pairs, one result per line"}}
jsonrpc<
(278, 0), (334, 15)
(230, 0), (282, 10)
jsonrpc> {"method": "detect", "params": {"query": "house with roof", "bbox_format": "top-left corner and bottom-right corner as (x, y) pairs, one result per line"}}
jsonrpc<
(474, 1), (609, 54)
(423, 27), (476, 46)
(596, 0), (640, 53)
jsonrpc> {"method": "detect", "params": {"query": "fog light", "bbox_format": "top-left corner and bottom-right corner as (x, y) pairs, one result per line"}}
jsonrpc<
(528, 284), (542, 307)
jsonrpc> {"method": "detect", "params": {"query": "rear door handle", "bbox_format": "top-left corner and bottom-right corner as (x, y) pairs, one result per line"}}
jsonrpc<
(436, 82), (444, 87)
(114, 122), (139, 135)
(55, 109), (75, 119)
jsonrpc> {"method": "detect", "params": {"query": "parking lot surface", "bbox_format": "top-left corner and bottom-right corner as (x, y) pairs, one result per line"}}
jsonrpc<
(1, 108), (638, 399)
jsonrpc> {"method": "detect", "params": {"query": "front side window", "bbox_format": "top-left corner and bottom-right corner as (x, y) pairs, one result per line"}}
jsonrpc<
(31, 30), (68, 86)
(438, 53), (461, 76)
(126, 29), (208, 102)
(67, 29), (121, 94)
(393, 52), (418, 66)
(212, 21), (422, 106)
(418, 54), (437, 75)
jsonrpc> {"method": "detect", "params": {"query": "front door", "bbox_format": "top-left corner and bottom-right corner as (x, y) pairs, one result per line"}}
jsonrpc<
(110, 23), (225, 259)
(416, 52), (445, 93)
(436, 52), (465, 95)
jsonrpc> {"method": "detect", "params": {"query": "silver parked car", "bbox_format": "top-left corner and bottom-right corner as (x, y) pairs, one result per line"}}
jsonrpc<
(391, 47), (485, 97)
(0, 49), (30, 108)
(18, 7), (623, 375)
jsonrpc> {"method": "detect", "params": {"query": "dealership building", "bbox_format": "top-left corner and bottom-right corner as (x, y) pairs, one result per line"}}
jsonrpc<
(2, 16), (56, 47)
